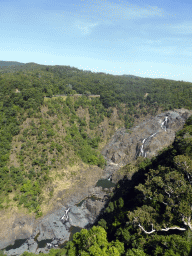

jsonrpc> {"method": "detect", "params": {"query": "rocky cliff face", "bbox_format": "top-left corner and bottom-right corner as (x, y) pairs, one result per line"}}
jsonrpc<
(2, 108), (192, 255)
(3, 186), (113, 255)
(102, 109), (192, 169)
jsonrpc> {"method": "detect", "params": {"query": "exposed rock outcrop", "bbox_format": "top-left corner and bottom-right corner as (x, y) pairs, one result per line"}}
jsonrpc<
(3, 186), (113, 255)
(102, 109), (192, 169)
(2, 108), (192, 255)
(5, 237), (38, 256)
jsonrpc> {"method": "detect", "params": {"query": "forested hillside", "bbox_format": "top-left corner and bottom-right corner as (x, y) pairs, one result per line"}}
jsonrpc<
(0, 61), (25, 68)
(0, 62), (192, 255)
(17, 111), (192, 256)
(0, 62), (192, 213)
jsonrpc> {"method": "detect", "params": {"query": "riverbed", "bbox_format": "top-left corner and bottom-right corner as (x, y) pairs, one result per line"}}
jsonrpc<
(3, 165), (118, 255)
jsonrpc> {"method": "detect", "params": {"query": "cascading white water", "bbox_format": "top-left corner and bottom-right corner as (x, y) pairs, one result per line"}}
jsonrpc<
(161, 116), (169, 131)
(107, 175), (112, 181)
(139, 116), (169, 158)
(60, 208), (70, 223)
(148, 131), (158, 139)
(139, 132), (157, 158)
(139, 138), (146, 157)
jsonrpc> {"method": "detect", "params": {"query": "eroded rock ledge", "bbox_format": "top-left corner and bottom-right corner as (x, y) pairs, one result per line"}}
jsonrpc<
(2, 108), (192, 255)
(102, 109), (192, 170)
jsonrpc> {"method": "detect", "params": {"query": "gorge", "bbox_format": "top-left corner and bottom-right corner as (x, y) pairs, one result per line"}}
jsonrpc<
(2, 108), (192, 256)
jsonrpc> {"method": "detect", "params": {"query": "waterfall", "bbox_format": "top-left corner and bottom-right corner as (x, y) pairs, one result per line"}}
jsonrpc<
(47, 243), (53, 249)
(148, 131), (158, 139)
(139, 138), (146, 157)
(107, 175), (112, 181)
(138, 116), (169, 158)
(139, 116), (169, 157)
(139, 132), (157, 158)
(60, 208), (70, 224)
(161, 116), (169, 131)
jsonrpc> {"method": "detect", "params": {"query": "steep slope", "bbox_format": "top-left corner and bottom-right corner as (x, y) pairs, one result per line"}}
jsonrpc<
(2, 110), (192, 255)
(0, 62), (192, 255)
(92, 114), (192, 256)
(0, 96), (123, 250)
(102, 109), (192, 182)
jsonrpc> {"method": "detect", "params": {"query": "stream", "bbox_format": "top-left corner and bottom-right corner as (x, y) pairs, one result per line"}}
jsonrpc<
(137, 115), (169, 158)
(3, 110), (190, 255)
(3, 177), (116, 255)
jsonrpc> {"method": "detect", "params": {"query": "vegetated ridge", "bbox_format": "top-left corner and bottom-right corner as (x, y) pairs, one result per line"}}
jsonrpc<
(0, 61), (192, 255)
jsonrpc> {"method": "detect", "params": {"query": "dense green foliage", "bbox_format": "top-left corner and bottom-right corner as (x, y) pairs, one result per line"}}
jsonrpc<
(0, 66), (113, 214)
(1, 62), (192, 120)
(0, 71), (45, 215)
(21, 115), (192, 255)
(0, 88), (107, 215)
(48, 96), (106, 167)
(91, 115), (192, 255)
(17, 109), (192, 255)
(0, 62), (192, 255)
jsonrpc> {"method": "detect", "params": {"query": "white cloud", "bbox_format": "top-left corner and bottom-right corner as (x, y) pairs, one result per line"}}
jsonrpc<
(74, 20), (99, 35)
(169, 21), (192, 34)
(70, 0), (167, 23)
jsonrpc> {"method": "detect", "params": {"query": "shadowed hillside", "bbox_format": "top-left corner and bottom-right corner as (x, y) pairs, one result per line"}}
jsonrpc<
(0, 62), (192, 255)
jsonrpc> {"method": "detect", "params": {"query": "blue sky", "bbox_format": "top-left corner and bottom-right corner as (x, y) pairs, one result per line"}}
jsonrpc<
(0, 0), (192, 82)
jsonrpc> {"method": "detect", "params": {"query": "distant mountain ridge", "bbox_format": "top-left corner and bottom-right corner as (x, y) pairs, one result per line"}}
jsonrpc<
(0, 60), (25, 68)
